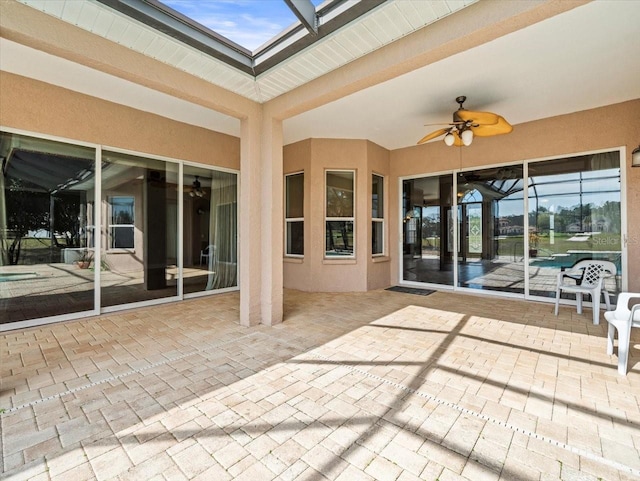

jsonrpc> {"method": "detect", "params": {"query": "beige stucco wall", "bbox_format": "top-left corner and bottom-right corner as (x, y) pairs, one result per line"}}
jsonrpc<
(283, 138), (392, 292)
(3, 70), (638, 296)
(310, 138), (367, 292)
(283, 139), (312, 290)
(0, 72), (240, 169)
(282, 100), (639, 294)
(366, 141), (391, 290)
(390, 99), (640, 292)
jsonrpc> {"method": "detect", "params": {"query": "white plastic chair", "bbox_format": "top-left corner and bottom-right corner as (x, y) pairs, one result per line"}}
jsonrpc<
(200, 244), (215, 266)
(604, 293), (640, 375)
(554, 260), (616, 325)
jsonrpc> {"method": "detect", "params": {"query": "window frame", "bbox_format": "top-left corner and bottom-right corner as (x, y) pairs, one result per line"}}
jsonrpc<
(325, 169), (356, 258)
(372, 173), (385, 257)
(108, 195), (135, 250)
(285, 171), (304, 257)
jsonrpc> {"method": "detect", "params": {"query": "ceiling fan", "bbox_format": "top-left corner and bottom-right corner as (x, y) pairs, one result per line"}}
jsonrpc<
(189, 176), (205, 198)
(417, 96), (513, 147)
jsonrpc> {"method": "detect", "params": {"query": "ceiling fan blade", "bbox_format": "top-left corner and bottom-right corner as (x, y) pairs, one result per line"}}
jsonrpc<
(423, 121), (464, 126)
(417, 128), (449, 145)
(456, 109), (499, 125)
(470, 115), (513, 137)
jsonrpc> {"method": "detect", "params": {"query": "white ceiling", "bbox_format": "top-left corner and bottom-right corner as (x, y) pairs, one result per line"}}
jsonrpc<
(3, 1), (640, 152)
(284, 0), (640, 150)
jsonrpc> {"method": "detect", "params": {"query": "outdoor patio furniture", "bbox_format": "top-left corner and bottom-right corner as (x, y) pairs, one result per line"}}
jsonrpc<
(554, 260), (616, 325)
(200, 244), (215, 266)
(604, 292), (640, 375)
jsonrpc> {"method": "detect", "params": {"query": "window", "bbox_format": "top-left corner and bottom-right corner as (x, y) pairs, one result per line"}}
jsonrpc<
(285, 172), (304, 256)
(372, 174), (384, 256)
(326, 170), (355, 257)
(109, 196), (135, 249)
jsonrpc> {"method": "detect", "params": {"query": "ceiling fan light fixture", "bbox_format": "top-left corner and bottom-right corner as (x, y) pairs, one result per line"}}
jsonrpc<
(190, 176), (205, 197)
(461, 129), (474, 146)
(419, 96), (511, 146)
(444, 132), (455, 146)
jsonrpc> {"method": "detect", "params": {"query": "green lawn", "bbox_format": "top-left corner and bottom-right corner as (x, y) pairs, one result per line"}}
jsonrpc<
(420, 233), (621, 258)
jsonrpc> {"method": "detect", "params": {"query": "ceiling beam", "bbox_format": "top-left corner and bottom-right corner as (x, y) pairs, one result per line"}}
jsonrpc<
(95, 0), (255, 74)
(284, 0), (318, 35)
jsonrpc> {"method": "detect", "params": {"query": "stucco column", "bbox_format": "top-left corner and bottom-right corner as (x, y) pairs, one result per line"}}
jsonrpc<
(239, 112), (262, 326)
(261, 116), (284, 325)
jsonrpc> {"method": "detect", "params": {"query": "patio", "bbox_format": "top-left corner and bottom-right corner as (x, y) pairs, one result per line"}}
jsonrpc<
(1, 289), (639, 481)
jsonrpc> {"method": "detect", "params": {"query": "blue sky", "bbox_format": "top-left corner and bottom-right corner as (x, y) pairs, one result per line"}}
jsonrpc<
(162, 0), (325, 51)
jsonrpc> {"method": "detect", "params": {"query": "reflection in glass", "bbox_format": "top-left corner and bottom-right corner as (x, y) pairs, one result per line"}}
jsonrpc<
(402, 175), (454, 285)
(326, 171), (354, 218)
(183, 166), (237, 295)
(372, 174), (384, 255)
(372, 221), (383, 256)
(457, 166), (525, 293)
(109, 196), (135, 248)
(101, 151), (179, 307)
(285, 173), (304, 256)
(326, 221), (354, 255)
(1, 132), (96, 323)
(286, 222), (304, 256)
(326, 171), (354, 256)
(528, 152), (621, 299)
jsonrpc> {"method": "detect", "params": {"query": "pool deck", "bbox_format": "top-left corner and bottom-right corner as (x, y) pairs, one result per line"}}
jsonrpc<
(1, 289), (639, 480)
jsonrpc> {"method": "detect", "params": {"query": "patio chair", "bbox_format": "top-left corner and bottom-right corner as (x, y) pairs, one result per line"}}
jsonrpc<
(554, 260), (616, 325)
(604, 293), (640, 375)
(200, 244), (215, 266)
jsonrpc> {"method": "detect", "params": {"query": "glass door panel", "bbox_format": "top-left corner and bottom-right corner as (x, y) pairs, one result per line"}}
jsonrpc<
(101, 151), (179, 308)
(183, 166), (237, 295)
(1, 132), (96, 324)
(528, 152), (621, 299)
(402, 175), (454, 286)
(457, 166), (525, 294)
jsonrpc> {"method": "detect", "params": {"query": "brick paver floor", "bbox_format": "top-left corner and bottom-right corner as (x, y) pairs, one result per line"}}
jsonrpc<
(1, 289), (639, 480)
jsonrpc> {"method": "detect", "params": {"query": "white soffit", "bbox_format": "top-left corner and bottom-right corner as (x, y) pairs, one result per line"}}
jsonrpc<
(16, 0), (477, 103)
(0, 38), (241, 137)
(16, 0), (260, 100)
(255, 0), (477, 99)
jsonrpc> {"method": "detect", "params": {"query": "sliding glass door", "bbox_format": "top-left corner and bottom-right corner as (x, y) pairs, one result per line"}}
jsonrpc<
(527, 152), (621, 299)
(401, 151), (622, 300)
(100, 151), (179, 308)
(457, 166), (525, 294)
(1, 130), (239, 328)
(183, 165), (237, 295)
(1, 132), (96, 324)
(402, 175), (454, 286)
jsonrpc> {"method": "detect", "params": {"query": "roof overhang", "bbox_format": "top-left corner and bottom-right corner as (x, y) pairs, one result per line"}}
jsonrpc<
(16, 0), (476, 102)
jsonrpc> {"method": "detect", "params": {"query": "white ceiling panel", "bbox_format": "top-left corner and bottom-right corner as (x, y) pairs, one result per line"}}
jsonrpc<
(131, 28), (157, 53)
(430, 0), (455, 18)
(150, 40), (180, 63)
(15, 0), (479, 103)
(32, 0), (62, 16)
(360, 15), (395, 45)
(59, 0), (84, 25)
(90, 10), (115, 37)
(339, 23), (382, 55)
(394, 2), (436, 28)
(77, 1), (102, 28)
(103, 15), (130, 43)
